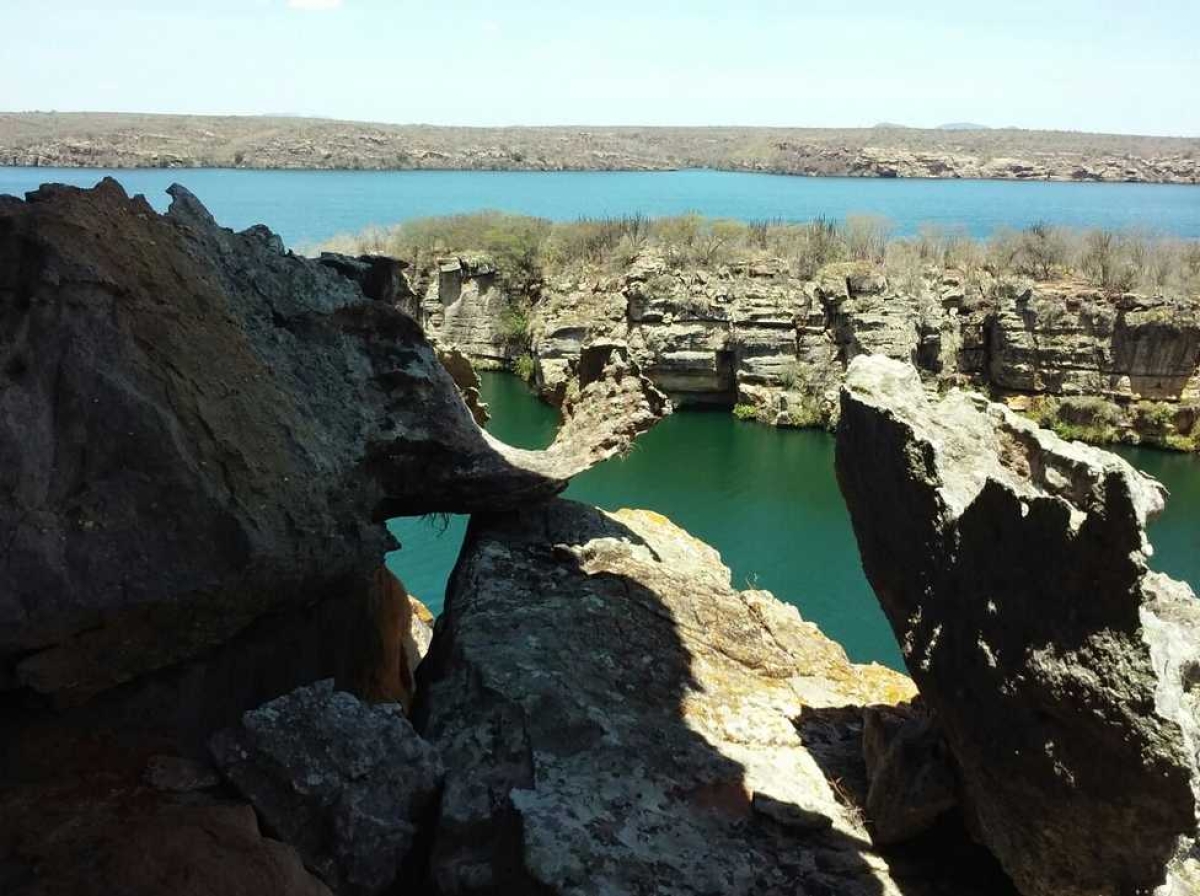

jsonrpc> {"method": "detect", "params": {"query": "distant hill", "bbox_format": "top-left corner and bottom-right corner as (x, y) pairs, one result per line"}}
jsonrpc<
(938, 122), (991, 131)
(0, 112), (1195, 184)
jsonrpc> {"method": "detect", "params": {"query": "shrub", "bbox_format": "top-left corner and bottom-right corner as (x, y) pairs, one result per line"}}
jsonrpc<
(317, 213), (1200, 301)
(512, 354), (536, 383)
(788, 216), (846, 278)
(1164, 433), (1198, 452)
(498, 300), (532, 347)
(844, 214), (892, 263)
(785, 402), (824, 428)
(1134, 400), (1176, 431)
(776, 361), (809, 391)
(733, 403), (760, 421)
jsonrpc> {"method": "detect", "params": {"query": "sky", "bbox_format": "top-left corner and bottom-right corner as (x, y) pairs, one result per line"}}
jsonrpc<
(3, 0), (1198, 136)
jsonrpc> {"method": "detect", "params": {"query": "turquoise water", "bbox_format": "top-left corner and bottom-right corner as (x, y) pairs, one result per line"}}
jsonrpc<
(388, 374), (1200, 670)
(2, 167), (1199, 248)
(1113, 446), (1200, 588)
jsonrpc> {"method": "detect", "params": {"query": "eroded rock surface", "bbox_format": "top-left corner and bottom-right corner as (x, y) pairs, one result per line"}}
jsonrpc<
(836, 355), (1200, 896)
(419, 251), (1200, 448)
(210, 679), (443, 896)
(0, 179), (667, 702)
(410, 497), (1024, 896)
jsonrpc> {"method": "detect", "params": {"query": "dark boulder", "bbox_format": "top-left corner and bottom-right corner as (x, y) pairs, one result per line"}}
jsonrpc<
(210, 679), (443, 896)
(836, 355), (1200, 896)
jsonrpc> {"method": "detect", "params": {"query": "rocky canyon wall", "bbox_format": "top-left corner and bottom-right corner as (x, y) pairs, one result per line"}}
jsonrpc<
(419, 249), (1200, 450)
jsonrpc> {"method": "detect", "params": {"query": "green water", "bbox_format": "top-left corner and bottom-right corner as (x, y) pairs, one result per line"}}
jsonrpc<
(389, 373), (1200, 671)
(1113, 445), (1200, 588)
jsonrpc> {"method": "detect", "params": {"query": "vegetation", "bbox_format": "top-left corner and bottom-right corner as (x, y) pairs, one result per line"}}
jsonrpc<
(512, 354), (536, 383)
(498, 299), (533, 348)
(785, 402), (825, 429)
(732, 403), (760, 421)
(320, 213), (1200, 301)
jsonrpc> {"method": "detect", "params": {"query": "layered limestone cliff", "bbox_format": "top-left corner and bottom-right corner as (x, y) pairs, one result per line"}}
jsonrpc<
(419, 250), (1200, 450)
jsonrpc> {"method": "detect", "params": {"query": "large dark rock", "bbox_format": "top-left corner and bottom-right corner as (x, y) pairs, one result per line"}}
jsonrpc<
(210, 679), (443, 896)
(835, 355), (1200, 896)
(412, 497), (1020, 895)
(0, 179), (668, 704)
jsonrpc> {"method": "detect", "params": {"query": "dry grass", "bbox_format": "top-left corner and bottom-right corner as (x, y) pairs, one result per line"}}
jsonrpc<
(318, 212), (1200, 299)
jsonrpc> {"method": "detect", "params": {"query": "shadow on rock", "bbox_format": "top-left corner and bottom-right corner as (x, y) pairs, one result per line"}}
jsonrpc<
(413, 498), (987, 895)
(796, 705), (1017, 896)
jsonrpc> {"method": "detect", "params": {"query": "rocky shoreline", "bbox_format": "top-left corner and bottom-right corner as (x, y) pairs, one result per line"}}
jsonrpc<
(2, 112), (1198, 183)
(415, 249), (1200, 452)
(2, 181), (1198, 895)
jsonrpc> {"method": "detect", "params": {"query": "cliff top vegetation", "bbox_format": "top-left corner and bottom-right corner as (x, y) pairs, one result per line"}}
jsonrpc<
(317, 211), (1200, 300)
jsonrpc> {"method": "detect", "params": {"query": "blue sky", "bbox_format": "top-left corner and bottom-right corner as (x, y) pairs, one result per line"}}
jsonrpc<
(4, 0), (1197, 135)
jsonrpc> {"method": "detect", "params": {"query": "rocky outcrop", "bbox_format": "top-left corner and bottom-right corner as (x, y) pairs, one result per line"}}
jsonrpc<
(420, 257), (516, 364)
(0, 179), (668, 706)
(210, 680), (443, 896)
(0, 180), (670, 894)
(411, 497), (1026, 895)
(437, 346), (490, 425)
(422, 252), (1200, 448)
(316, 251), (413, 305)
(835, 355), (1200, 896)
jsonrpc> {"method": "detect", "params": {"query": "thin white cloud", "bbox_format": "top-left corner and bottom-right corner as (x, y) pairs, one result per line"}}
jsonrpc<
(287, 0), (343, 10)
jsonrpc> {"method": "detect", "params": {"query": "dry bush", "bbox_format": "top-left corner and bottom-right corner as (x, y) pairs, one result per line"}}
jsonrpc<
(843, 214), (892, 263)
(316, 212), (1200, 300)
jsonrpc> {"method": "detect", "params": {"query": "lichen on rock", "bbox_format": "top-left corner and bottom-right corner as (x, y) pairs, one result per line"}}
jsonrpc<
(410, 497), (1012, 896)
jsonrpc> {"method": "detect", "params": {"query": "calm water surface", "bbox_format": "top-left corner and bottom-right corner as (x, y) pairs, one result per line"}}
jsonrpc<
(2, 167), (1199, 247)
(389, 374), (1200, 670)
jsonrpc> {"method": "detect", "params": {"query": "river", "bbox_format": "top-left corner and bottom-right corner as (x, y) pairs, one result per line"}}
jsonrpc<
(3, 167), (1200, 247)
(389, 372), (1200, 671)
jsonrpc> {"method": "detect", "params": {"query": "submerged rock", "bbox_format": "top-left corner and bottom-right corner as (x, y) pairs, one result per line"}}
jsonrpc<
(835, 355), (1200, 896)
(411, 497), (1022, 895)
(210, 679), (443, 896)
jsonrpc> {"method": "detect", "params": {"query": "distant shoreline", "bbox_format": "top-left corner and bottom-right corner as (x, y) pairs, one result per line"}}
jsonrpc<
(2, 164), (1197, 189)
(2, 112), (1197, 185)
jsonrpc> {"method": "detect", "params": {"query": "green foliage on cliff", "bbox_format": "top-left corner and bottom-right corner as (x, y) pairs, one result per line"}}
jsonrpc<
(512, 354), (536, 383)
(732, 403), (760, 421)
(498, 300), (532, 348)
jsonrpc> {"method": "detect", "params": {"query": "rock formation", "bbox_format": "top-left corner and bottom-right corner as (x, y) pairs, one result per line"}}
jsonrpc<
(4, 176), (1197, 896)
(0, 180), (668, 893)
(411, 497), (1024, 895)
(835, 355), (1200, 896)
(210, 680), (443, 896)
(418, 252), (1200, 450)
(0, 178), (668, 707)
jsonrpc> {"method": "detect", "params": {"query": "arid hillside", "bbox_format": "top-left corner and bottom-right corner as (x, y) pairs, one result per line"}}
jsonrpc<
(1, 112), (1197, 183)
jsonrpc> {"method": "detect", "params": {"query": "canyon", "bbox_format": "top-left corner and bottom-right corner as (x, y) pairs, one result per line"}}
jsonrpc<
(1, 181), (1197, 896)
(2, 112), (1198, 184)
(415, 248), (1200, 452)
